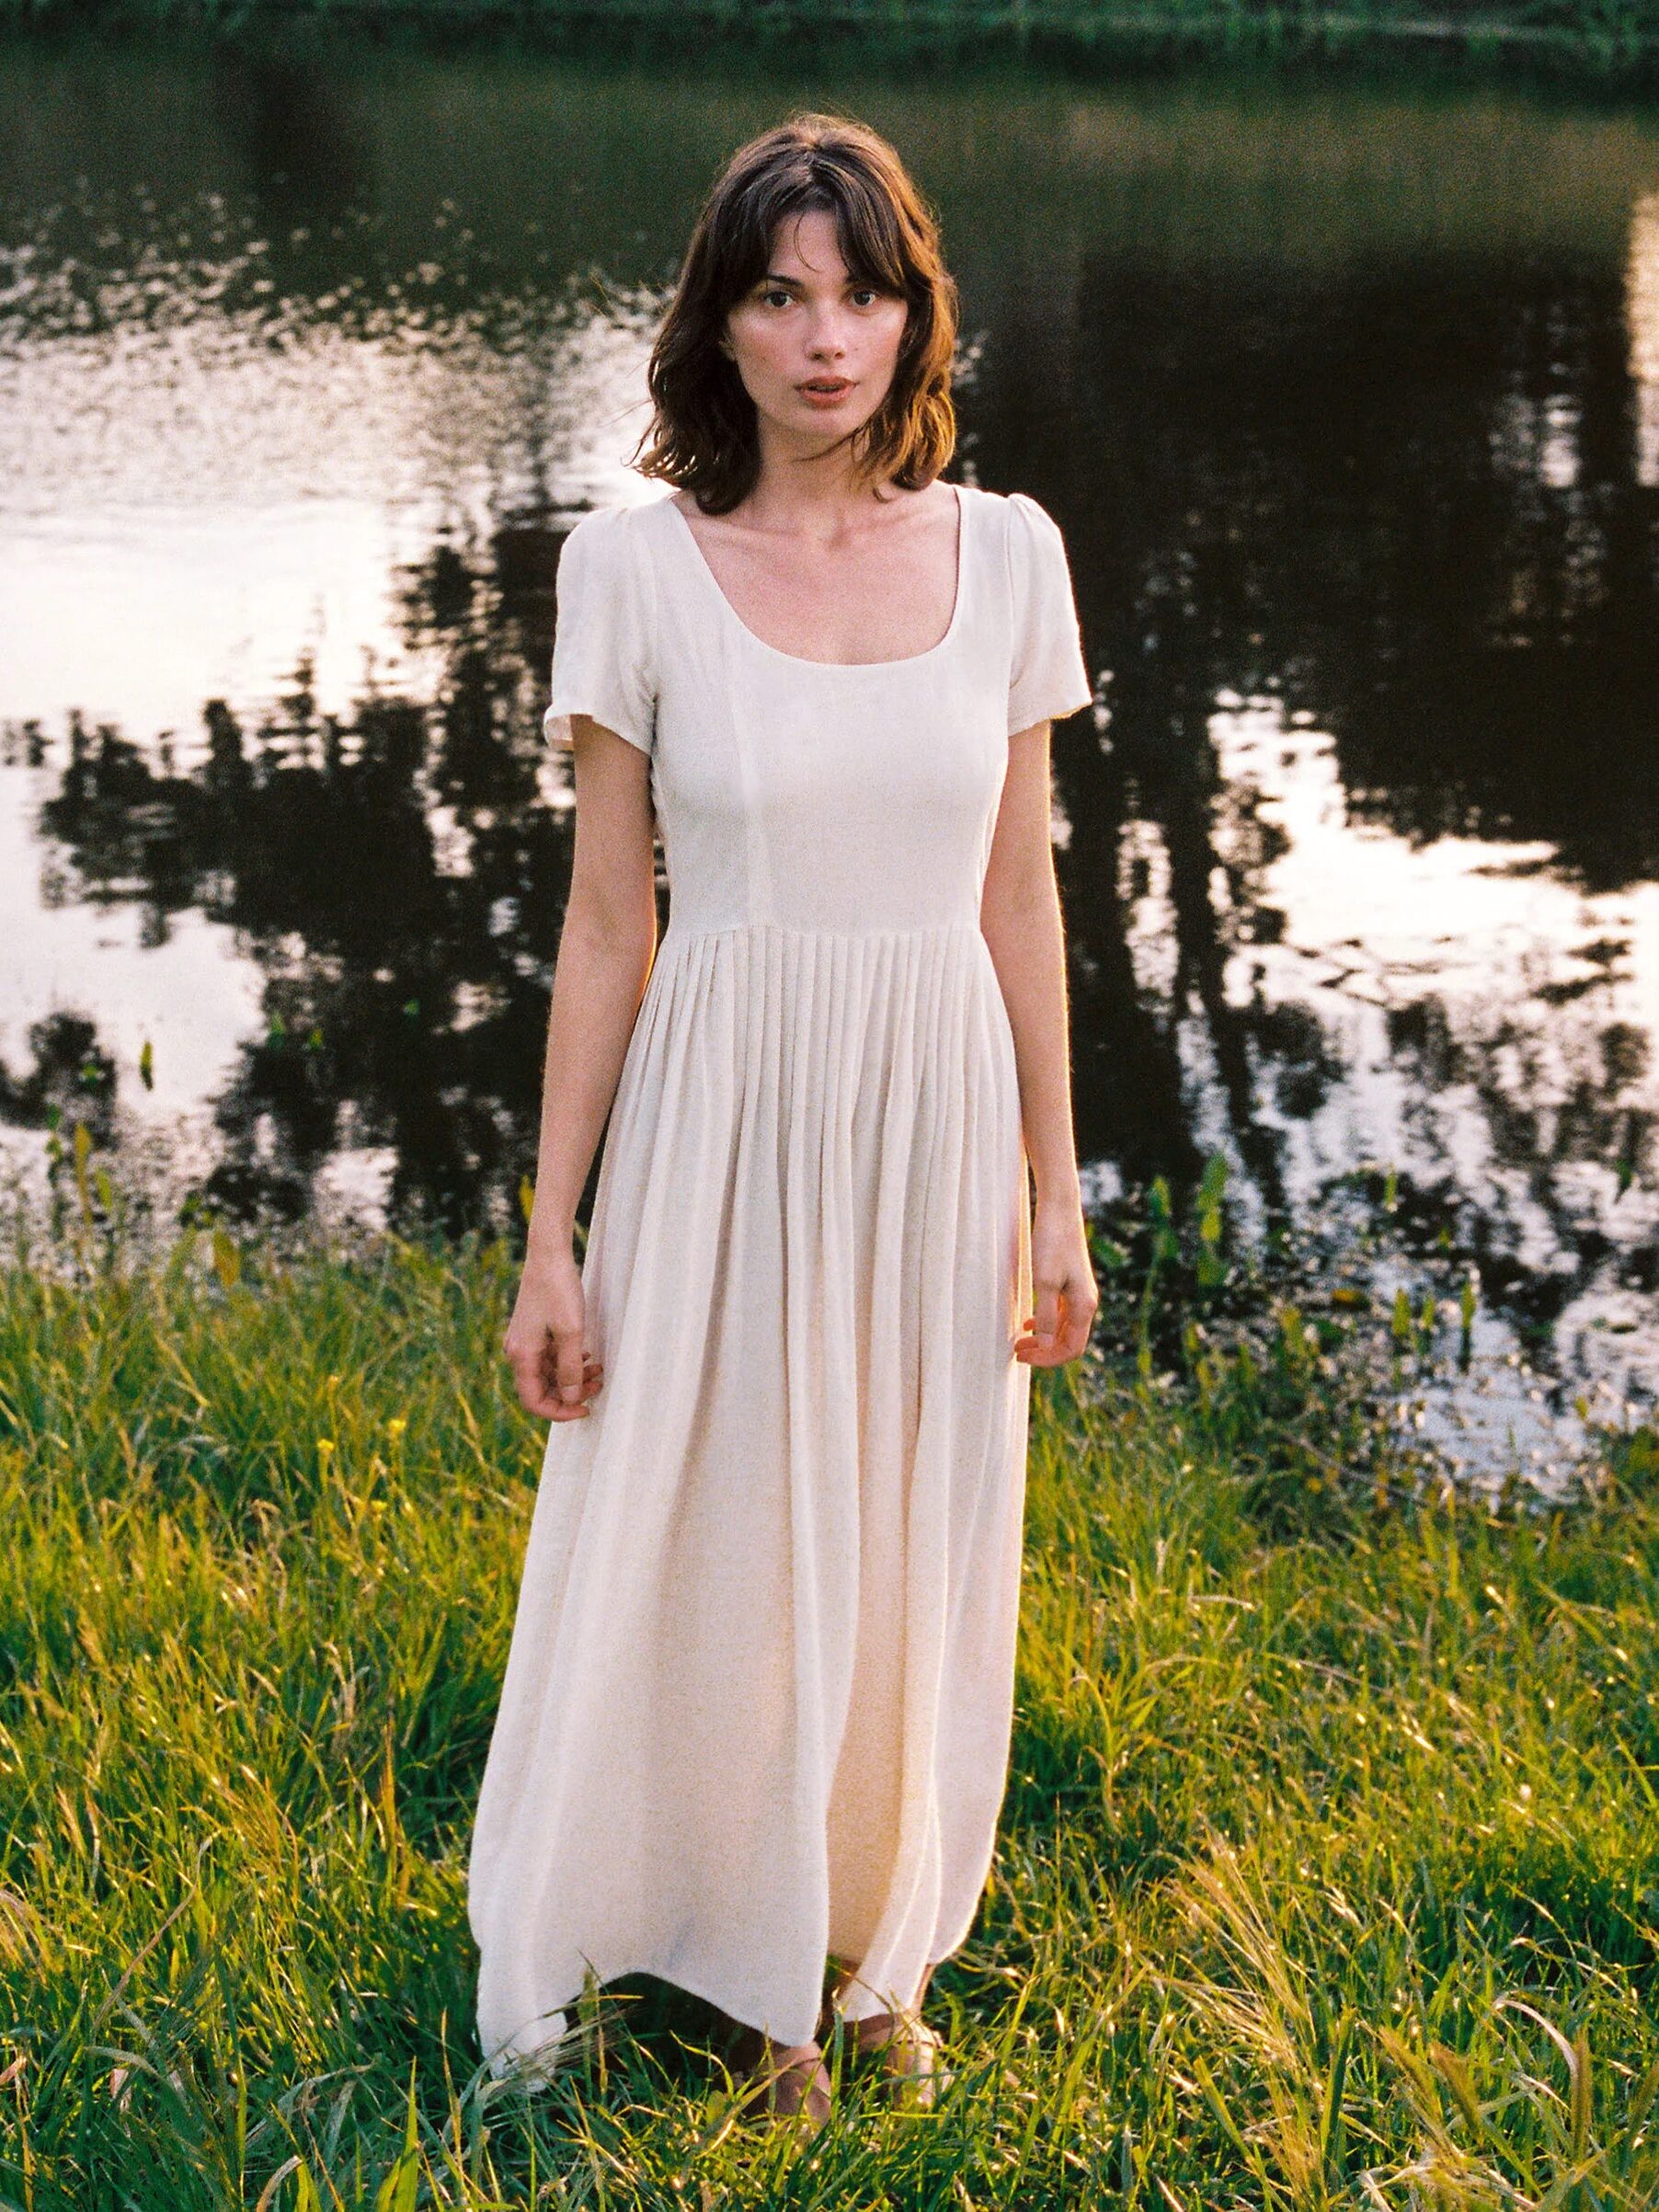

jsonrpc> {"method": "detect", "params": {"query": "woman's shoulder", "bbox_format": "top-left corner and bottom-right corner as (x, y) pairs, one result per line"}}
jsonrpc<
(975, 483), (1063, 539)
(555, 499), (674, 609)
(961, 482), (1068, 564)
(559, 499), (658, 556)
(957, 487), (1070, 619)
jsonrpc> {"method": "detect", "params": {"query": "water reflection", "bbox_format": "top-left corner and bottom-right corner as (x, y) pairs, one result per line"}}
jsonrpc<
(4, 32), (1659, 1460)
(7, 531), (592, 1233)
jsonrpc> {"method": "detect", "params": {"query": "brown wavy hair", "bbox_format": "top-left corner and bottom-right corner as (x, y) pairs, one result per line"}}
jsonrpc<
(631, 111), (959, 515)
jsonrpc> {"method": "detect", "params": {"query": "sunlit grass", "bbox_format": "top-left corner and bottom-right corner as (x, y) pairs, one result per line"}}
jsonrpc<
(0, 1216), (1655, 2207)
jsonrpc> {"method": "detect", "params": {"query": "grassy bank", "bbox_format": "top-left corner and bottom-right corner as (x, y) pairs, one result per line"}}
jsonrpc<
(0, 1217), (1656, 2207)
(3, 0), (1659, 86)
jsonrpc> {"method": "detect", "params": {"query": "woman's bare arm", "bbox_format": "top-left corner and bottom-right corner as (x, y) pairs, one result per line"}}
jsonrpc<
(978, 721), (1099, 1367)
(504, 717), (658, 1419)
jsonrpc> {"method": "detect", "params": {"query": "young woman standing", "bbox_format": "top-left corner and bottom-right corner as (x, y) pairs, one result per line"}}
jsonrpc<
(468, 110), (1099, 2129)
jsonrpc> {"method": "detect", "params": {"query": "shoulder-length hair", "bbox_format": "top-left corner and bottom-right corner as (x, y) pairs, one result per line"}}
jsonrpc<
(631, 111), (959, 515)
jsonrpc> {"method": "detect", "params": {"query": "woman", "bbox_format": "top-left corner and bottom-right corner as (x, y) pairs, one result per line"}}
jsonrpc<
(467, 110), (1099, 2129)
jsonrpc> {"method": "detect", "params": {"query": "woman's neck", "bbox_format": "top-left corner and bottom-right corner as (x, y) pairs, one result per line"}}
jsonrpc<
(740, 434), (896, 534)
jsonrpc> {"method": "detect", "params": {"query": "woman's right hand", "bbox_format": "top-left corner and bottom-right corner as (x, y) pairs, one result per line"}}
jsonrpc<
(503, 1242), (604, 1420)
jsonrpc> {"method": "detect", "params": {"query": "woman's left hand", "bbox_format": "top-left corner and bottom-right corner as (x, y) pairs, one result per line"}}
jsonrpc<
(1015, 1198), (1099, 1367)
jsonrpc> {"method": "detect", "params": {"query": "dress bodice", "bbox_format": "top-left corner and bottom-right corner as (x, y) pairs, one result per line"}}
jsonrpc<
(543, 482), (1093, 939)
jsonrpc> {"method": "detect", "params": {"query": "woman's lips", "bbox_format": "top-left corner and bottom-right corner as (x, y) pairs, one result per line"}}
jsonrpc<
(798, 378), (853, 406)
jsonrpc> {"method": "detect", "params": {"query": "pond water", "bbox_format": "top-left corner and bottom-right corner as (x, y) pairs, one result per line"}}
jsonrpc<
(3, 29), (1658, 1479)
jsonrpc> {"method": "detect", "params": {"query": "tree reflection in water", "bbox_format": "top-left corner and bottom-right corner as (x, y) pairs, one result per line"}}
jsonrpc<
(17, 523), (627, 1236)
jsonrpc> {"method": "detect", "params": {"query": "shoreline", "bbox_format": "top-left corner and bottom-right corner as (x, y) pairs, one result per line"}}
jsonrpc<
(3, 2), (1658, 91)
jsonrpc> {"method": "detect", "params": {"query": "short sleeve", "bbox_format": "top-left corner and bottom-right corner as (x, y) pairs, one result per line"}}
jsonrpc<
(541, 506), (657, 756)
(1005, 490), (1093, 738)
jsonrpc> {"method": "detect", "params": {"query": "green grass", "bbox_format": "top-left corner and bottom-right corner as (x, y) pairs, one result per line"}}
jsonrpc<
(3, 0), (1659, 85)
(0, 1214), (1656, 2207)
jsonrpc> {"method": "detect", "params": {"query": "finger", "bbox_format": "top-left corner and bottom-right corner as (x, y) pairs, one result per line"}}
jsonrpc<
(506, 1344), (556, 1414)
(1024, 1281), (1063, 1351)
(541, 1367), (603, 1420)
(508, 1339), (601, 1421)
(514, 1346), (571, 1418)
(535, 1324), (585, 1404)
(1047, 1292), (1093, 1363)
(546, 1344), (603, 1414)
(552, 1359), (605, 1417)
(1017, 1284), (1091, 1366)
(552, 1351), (590, 1406)
(1013, 1323), (1060, 1367)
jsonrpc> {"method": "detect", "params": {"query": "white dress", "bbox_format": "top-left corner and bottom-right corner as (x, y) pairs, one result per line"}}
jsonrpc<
(467, 481), (1093, 2069)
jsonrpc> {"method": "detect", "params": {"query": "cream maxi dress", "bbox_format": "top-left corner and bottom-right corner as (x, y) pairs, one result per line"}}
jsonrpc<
(468, 479), (1093, 2070)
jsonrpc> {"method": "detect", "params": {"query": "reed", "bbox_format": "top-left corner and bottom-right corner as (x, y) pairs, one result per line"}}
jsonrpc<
(0, 1196), (1655, 2206)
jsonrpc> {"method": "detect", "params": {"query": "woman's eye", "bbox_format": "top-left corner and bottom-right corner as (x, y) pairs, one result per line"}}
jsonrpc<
(852, 289), (878, 306)
(761, 289), (793, 308)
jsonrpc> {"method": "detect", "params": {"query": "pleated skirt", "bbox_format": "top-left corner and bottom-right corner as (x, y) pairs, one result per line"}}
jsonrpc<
(468, 915), (1034, 2065)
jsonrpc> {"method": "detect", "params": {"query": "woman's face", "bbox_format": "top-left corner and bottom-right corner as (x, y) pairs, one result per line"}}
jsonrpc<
(720, 207), (910, 456)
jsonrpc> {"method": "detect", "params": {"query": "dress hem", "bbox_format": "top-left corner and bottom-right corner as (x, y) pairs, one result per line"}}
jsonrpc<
(482, 1939), (963, 2070)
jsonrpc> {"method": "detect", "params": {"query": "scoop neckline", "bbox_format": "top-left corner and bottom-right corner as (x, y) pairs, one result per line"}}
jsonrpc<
(662, 482), (969, 672)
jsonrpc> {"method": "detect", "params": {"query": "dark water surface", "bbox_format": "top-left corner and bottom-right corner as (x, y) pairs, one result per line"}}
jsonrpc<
(4, 30), (1658, 1476)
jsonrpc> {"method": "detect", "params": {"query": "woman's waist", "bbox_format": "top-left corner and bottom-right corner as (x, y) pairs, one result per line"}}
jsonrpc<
(656, 912), (986, 948)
